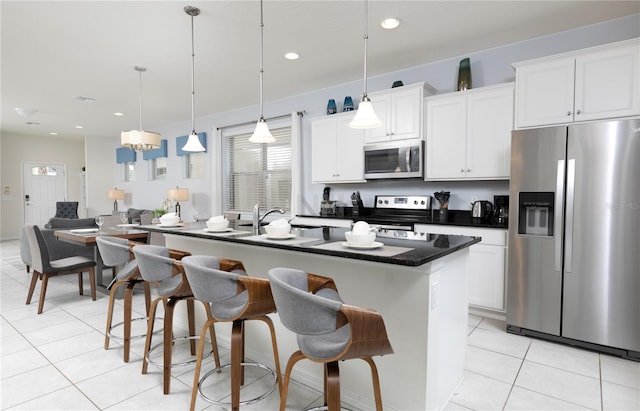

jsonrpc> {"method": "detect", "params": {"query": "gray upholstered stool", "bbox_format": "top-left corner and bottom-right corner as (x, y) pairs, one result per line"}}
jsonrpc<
(132, 245), (219, 395)
(268, 267), (393, 411)
(96, 236), (152, 363)
(182, 255), (282, 411)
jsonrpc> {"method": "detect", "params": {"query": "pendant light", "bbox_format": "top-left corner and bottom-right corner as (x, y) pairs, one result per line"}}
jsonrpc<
(349, 0), (383, 129)
(121, 66), (162, 151)
(181, 6), (206, 152)
(249, 0), (275, 143)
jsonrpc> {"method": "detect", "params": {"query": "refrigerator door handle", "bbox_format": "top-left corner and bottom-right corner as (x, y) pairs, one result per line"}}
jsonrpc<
(564, 159), (576, 273)
(555, 160), (565, 272)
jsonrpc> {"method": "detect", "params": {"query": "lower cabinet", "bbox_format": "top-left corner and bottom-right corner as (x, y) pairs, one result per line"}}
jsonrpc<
(415, 224), (507, 312)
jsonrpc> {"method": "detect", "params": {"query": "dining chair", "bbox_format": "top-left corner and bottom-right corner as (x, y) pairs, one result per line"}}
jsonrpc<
(132, 244), (219, 395)
(96, 236), (152, 363)
(182, 255), (282, 411)
(268, 267), (393, 411)
(54, 201), (79, 219)
(23, 224), (97, 314)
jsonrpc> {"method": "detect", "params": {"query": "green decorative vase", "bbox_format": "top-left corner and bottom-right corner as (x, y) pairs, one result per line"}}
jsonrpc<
(457, 58), (472, 91)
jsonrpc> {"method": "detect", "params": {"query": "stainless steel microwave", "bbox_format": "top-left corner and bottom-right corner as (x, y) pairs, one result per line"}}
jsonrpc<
(363, 140), (424, 179)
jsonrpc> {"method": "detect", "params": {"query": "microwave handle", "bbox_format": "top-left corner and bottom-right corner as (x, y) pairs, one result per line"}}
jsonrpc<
(405, 147), (411, 172)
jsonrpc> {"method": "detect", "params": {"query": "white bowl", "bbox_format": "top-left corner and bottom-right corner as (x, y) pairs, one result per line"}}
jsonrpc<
(159, 216), (179, 226)
(345, 231), (376, 245)
(208, 215), (226, 222)
(206, 219), (229, 231)
(265, 223), (291, 236)
(352, 221), (371, 235)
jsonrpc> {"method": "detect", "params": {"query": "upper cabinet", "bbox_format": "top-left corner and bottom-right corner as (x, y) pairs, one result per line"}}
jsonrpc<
(364, 82), (437, 143)
(311, 112), (366, 184)
(425, 83), (514, 181)
(514, 38), (640, 129)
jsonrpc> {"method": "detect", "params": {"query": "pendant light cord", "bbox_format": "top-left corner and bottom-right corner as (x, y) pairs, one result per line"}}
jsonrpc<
(135, 66), (146, 130)
(362, 0), (369, 99)
(259, 0), (265, 120)
(190, 12), (196, 133)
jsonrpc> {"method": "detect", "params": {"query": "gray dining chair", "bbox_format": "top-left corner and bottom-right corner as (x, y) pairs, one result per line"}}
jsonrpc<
(268, 267), (393, 411)
(96, 236), (152, 363)
(23, 224), (96, 314)
(181, 255), (282, 411)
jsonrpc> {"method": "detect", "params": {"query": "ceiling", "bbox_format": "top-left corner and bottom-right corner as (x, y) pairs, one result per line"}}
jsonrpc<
(2, 1), (639, 141)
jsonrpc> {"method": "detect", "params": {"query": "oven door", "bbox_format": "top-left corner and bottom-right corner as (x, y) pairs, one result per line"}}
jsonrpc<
(364, 140), (423, 179)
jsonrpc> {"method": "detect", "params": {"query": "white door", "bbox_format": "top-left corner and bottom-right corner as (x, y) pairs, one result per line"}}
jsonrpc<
(23, 162), (68, 227)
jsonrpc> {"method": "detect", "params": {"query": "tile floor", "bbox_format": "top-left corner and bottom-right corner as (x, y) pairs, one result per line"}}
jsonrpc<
(1, 239), (639, 410)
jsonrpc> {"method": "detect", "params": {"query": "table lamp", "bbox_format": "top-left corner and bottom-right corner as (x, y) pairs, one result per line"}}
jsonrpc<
(108, 188), (125, 211)
(167, 186), (189, 221)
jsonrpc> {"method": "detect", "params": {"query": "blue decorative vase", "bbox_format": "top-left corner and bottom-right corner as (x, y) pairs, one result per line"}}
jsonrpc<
(457, 58), (472, 91)
(327, 99), (337, 115)
(343, 96), (354, 111)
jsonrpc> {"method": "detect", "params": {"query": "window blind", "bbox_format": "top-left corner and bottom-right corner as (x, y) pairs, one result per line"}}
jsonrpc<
(222, 126), (292, 214)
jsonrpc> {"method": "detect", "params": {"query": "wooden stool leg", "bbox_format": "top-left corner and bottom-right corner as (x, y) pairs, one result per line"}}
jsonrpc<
(363, 357), (384, 411)
(88, 267), (96, 301)
(187, 299), (196, 355)
(104, 281), (121, 350)
(200, 301), (220, 369)
(163, 298), (177, 394)
(326, 361), (340, 411)
(78, 272), (83, 295)
(123, 281), (135, 363)
(189, 318), (215, 411)
(37, 275), (49, 314)
(279, 351), (305, 411)
(230, 320), (244, 411)
(142, 298), (162, 374)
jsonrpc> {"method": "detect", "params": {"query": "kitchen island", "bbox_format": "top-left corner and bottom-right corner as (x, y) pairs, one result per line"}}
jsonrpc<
(140, 222), (480, 411)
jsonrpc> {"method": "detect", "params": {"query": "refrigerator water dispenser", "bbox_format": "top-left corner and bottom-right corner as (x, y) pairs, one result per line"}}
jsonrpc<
(518, 192), (554, 236)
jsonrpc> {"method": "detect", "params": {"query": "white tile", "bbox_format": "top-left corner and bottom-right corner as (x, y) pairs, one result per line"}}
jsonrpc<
(478, 317), (507, 332)
(525, 339), (600, 378)
(468, 313), (483, 327)
(505, 386), (593, 410)
(600, 354), (640, 389)
(8, 385), (99, 410)
(20, 318), (95, 347)
(602, 381), (640, 411)
(1, 346), (50, 378)
(0, 365), (72, 409)
(465, 345), (523, 384)
(54, 346), (135, 383)
(515, 360), (601, 410)
(468, 327), (532, 358)
(449, 371), (512, 411)
(37, 329), (106, 363)
(0, 332), (32, 356)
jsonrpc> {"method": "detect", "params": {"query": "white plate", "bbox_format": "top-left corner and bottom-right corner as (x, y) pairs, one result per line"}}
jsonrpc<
(157, 223), (182, 228)
(263, 233), (295, 240)
(341, 241), (384, 250)
(117, 223), (140, 228)
(204, 228), (233, 233)
(70, 228), (99, 234)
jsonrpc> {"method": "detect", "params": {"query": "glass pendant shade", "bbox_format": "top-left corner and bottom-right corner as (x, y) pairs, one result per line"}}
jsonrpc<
(249, 118), (275, 143)
(182, 131), (205, 152)
(121, 130), (161, 151)
(349, 97), (383, 129)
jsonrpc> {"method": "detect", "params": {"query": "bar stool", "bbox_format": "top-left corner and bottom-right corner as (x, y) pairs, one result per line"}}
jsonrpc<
(96, 236), (151, 363)
(132, 245), (219, 394)
(268, 267), (393, 411)
(182, 255), (282, 411)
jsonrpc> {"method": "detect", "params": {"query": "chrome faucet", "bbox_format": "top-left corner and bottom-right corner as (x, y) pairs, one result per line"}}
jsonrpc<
(253, 202), (285, 234)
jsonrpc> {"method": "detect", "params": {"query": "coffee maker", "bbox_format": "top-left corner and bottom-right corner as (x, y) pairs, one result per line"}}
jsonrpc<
(320, 187), (337, 216)
(493, 195), (509, 226)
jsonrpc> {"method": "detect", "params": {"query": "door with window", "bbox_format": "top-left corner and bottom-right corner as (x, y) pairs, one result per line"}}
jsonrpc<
(22, 162), (67, 227)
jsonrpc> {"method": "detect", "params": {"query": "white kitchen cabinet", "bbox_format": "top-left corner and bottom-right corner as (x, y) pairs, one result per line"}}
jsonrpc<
(415, 224), (507, 312)
(364, 82), (437, 143)
(425, 83), (514, 181)
(514, 38), (640, 128)
(311, 113), (365, 183)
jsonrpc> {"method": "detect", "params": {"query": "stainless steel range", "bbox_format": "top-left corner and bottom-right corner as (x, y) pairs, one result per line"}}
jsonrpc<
(361, 195), (432, 231)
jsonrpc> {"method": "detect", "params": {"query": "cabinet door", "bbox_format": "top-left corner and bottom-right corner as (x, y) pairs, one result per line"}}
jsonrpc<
(390, 86), (422, 140)
(311, 117), (339, 183)
(425, 95), (467, 180)
(466, 84), (514, 179)
(334, 115), (365, 182)
(574, 42), (640, 122)
(363, 93), (391, 143)
(468, 244), (506, 311)
(514, 57), (575, 128)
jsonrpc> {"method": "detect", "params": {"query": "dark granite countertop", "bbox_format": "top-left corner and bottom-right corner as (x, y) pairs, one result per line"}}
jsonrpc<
(140, 221), (480, 267)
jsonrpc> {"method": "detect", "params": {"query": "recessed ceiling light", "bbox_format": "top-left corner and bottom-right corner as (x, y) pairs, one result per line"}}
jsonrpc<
(75, 125), (84, 129)
(114, 112), (124, 116)
(381, 17), (401, 30)
(15, 107), (38, 117)
(73, 96), (96, 103)
(284, 52), (299, 60)
(25, 121), (40, 126)
(49, 132), (58, 136)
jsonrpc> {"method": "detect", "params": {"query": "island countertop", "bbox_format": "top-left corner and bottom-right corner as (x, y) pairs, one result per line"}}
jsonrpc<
(139, 221), (480, 267)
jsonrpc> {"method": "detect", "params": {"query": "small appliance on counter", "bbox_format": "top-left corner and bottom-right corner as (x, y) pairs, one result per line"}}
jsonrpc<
(471, 200), (493, 223)
(351, 191), (364, 216)
(493, 195), (509, 225)
(320, 187), (337, 216)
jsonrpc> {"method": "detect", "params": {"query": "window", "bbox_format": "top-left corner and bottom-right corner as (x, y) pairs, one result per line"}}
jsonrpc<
(124, 162), (136, 182)
(222, 126), (291, 214)
(151, 157), (167, 180)
(183, 153), (205, 179)
(31, 166), (57, 176)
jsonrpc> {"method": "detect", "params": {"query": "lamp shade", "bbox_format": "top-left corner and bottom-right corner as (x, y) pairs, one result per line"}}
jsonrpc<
(167, 187), (189, 202)
(107, 189), (125, 201)
(181, 131), (206, 152)
(249, 118), (275, 143)
(349, 98), (383, 129)
(121, 130), (161, 151)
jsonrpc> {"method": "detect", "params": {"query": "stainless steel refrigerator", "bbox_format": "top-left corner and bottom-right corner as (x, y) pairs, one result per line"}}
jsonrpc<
(507, 118), (640, 359)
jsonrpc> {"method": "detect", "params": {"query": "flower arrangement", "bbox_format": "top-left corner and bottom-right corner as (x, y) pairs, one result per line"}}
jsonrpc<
(434, 191), (451, 209)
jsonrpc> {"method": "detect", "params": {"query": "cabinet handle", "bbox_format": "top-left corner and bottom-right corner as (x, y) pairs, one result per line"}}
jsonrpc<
(460, 168), (465, 173)
(576, 109), (581, 115)
(567, 111), (572, 116)
(467, 168), (471, 172)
